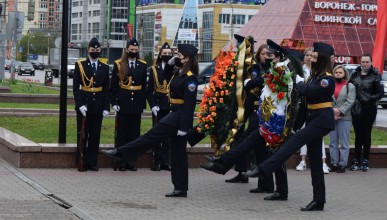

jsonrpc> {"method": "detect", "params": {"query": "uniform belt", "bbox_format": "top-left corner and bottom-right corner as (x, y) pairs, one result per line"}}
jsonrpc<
(170, 98), (184, 104)
(307, 102), (332, 109)
(120, 85), (142, 91)
(155, 88), (168, 94)
(81, 86), (102, 92)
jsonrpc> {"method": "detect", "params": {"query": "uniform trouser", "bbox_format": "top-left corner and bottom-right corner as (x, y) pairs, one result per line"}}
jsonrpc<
(352, 105), (377, 161)
(329, 120), (352, 166)
(152, 109), (171, 165)
(259, 125), (331, 204)
(116, 112), (141, 166)
(76, 111), (103, 167)
(117, 122), (189, 191)
(255, 145), (287, 194)
(219, 126), (275, 190)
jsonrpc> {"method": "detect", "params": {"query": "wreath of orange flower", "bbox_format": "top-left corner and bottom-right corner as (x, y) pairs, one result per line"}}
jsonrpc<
(196, 50), (236, 135)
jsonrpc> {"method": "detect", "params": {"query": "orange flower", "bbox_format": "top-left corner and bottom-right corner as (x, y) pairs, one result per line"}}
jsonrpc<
(205, 124), (209, 129)
(213, 97), (217, 103)
(211, 112), (217, 117)
(231, 74), (235, 79)
(215, 92), (219, 97)
(220, 91), (224, 96)
(230, 82), (234, 87)
(204, 89), (212, 98)
(197, 127), (201, 132)
(225, 90), (229, 95)
(220, 98), (224, 103)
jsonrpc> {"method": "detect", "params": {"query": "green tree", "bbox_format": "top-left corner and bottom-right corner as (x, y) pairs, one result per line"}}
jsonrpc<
(19, 32), (55, 62)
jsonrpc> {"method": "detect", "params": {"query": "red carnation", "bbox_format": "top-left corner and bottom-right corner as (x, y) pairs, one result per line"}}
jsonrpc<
(277, 92), (285, 100)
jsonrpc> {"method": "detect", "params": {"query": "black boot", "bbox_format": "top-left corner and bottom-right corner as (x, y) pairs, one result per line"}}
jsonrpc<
(225, 173), (248, 183)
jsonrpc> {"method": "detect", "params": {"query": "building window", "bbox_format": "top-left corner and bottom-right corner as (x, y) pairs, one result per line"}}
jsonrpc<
(72, 13), (78, 18)
(72, 1), (78, 7)
(93, 10), (100, 16)
(202, 12), (213, 61)
(233, 14), (245, 25)
(219, 14), (230, 24)
(93, 23), (100, 34)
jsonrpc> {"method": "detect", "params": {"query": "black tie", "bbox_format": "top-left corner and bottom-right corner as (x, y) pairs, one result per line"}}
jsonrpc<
(130, 62), (134, 70)
(92, 63), (96, 75)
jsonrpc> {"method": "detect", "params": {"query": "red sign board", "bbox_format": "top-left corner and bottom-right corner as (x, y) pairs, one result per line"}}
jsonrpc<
(127, 24), (133, 39)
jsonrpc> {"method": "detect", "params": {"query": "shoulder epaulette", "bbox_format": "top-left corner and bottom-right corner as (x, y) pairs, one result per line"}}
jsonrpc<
(138, 59), (147, 64)
(325, 72), (332, 76)
(114, 59), (122, 64)
(76, 58), (86, 66)
(187, 71), (193, 76)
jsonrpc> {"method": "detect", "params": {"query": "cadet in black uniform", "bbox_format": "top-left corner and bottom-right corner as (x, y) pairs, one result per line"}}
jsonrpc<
(73, 38), (110, 171)
(110, 38), (148, 171)
(147, 42), (174, 171)
(244, 42), (336, 211)
(201, 40), (294, 200)
(103, 44), (198, 197)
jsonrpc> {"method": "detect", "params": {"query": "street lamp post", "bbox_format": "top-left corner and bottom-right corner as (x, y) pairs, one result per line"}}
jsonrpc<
(27, 35), (34, 62)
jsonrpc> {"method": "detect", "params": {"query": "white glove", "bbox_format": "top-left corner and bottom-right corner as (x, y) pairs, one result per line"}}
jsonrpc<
(151, 106), (160, 116)
(103, 110), (109, 116)
(79, 105), (87, 116)
(168, 57), (176, 65)
(177, 130), (187, 136)
(112, 105), (120, 112)
(296, 75), (304, 83)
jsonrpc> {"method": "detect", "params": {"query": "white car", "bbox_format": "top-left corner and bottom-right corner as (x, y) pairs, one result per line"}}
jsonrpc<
(196, 83), (208, 102)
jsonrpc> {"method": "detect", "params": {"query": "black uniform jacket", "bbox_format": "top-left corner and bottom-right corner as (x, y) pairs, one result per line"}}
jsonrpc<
(296, 72), (335, 130)
(146, 64), (170, 110)
(244, 63), (265, 120)
(110, 59), (148, 114)
(73, 58), (110, 114)
(349, 66), (384, 106)
(160, 67), (198, 132)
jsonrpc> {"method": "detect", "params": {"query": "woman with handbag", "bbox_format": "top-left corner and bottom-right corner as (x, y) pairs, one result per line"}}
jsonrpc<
(348, 54), (384, 172)
(328, 65), (356, 173)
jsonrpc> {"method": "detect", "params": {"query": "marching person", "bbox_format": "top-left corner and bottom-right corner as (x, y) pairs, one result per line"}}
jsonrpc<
(295, 47), (331, 174)
(201, 40), (298, 201)
(73, 37), (110, 171)
(110, 38), (148, 171)
(147, 42), (174, 171)
(244, 42), (336, 211)
(103, 44), (198, 197)
(348, 54), (384, 171)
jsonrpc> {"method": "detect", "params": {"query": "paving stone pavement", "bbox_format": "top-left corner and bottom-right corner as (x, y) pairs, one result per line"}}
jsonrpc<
(0, 159), (79, 220)
(2, 155), (387, 220)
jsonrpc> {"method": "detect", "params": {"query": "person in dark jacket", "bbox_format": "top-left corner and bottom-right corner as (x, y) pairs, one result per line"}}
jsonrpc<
(348, 54), (384, 172)
(103, 44), (198, 198)
(73, 38), (110, 171)
(147, 42), (174, 171)
(110, 38), (148, 171)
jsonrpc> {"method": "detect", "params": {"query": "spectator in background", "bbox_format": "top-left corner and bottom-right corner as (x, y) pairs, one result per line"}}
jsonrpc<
(349, 54), (384, 172)
(329, 65), (356, 173)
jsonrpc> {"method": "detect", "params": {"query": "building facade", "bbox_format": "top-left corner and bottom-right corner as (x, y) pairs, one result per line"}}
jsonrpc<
(136, 2), (262, 61)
